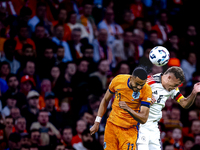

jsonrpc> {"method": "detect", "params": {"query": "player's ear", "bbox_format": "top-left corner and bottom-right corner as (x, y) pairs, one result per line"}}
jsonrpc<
(168, 75), (172, 81)
(130, 75), (133, 80)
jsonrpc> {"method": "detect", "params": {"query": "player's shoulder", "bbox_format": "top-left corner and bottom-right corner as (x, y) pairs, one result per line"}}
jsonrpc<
(147, 73), (162, 85)
(143, 82), (152, 91)
(113, 74), (130, 81)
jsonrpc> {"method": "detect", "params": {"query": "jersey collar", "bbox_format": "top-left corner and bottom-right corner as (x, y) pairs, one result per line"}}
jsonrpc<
(127, 78), (132, 89)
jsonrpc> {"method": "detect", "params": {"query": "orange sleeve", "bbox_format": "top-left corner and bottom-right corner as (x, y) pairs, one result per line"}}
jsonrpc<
(140, 84), (152, 108)
(108, 75), (120, 94)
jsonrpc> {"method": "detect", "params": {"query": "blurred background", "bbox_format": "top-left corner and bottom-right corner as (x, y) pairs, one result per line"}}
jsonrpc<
(0, 0), (200, 150)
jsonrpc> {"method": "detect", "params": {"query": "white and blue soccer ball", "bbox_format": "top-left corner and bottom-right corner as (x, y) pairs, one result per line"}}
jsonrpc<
(149, 46), (170, 66)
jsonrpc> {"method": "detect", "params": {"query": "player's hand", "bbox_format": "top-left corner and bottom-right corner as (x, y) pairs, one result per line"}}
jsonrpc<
(119, 101), (129, 111)
(151, 96), (156, 105)
(90, 122), (100, 135)
(193, 82), (200, 94)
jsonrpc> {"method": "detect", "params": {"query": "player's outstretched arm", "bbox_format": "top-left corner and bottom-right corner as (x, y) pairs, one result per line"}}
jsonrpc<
(179, 82), (200, 109)
(119, 101), (150, 124)
(90, 89), (113, 135)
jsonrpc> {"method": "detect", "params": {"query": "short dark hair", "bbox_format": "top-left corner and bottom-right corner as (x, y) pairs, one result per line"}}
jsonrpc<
(97, 59), (108, 68)
(65, 61), (76, 69)
(57, 45), (64, 50)
(62, 126), (73, 135)
(82, 0), (93, 6)
(191, 144), (200, 150)
(132, 66), (148, 80)
(123, 28), (134, 35)
(183, 136), (194, 144)
(3, 39), (16, 51)
(163, 141), (173, 150)
(6, 73), (18, 83)
(67, 11), (77, 22)
(0, 61), (10, 70)
(36, 2), (46, 8)
(54, 23), (63, 31)
(81, 128), (90, 136)
(115, 61), (130, 73)
(30, 129), (40, 135)
(35, 22), (45, 28)
(18, 24), (29, 30)
(88, 94), (100, 104)
(81, 44), (93, 53)
(164, 66), (185, 83)
(22, 44), (33, 52)
(20, 6), (32, 16)
(72, 28), (81, 33)
(38, 110), (49, 116)
(75, 58), (89, 66)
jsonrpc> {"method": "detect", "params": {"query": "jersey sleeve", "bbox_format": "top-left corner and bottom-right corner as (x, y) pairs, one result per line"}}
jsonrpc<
(141, 84), (152, 108)
(108, 76), (119, 94)
(171, 88), (185, 103)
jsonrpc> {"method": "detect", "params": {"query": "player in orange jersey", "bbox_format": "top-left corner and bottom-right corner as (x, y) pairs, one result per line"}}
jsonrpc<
(90, 66), (152, 150)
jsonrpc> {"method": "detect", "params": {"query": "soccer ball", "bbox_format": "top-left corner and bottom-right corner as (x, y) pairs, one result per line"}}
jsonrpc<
(149, 46), (170, 66)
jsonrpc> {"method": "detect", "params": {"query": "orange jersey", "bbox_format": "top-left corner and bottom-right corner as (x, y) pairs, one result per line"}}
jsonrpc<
(108, 74), (152, 128)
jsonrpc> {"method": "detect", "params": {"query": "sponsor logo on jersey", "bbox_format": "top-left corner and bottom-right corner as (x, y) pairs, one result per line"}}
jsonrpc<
(116, 89), (122, 91)
(147, 97), (151, 102)
(153, 90), (158, 94)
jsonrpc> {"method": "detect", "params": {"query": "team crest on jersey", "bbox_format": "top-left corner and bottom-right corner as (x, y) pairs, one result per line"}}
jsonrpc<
(132, 92), (140, 99)
(141, 136), (146, 141)
(104, 142), (106, 149)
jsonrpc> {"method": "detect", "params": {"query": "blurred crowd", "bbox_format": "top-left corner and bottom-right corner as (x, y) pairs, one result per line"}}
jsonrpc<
(0, 0), (200, 150)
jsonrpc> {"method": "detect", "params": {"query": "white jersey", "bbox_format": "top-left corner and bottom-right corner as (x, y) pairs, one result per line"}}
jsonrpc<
(145, 73), (184, 123)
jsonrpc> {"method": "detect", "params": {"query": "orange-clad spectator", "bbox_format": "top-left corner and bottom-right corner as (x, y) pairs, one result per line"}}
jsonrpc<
(14, 24), (36, 55)
(28, 2), (52, 34)
(79, 1), (97, 43)
(61, 126), (73, 148)
(152, 10), (173, 43)
(12, 117), (27, 134)
(182, 120), (200, 139)
(42, 91), (59, 125)
(39, 79), (59, 110)
(71, 119), (86, 146)
(130, 0), (146, 19)
(0, 20), (7, 54)
(11, 0), (54, 22)
(52, 7), (71, 41)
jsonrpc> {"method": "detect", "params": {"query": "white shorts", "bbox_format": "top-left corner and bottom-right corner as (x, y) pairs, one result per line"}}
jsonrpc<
(137, 121), (161, 150)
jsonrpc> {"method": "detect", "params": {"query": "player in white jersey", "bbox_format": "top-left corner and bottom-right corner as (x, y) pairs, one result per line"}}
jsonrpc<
(137, 66), (200, 150)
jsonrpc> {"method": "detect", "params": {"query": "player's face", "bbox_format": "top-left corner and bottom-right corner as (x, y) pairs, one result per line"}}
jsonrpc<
(129, 76), (146, 92)
(163, 74), (181, 91)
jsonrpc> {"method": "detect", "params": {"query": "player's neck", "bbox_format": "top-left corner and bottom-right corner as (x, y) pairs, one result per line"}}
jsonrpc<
(161, 75), (166, 89)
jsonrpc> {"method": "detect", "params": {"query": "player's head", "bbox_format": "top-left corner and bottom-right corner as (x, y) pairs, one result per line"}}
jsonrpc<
(162, 66), (185, 91)
(163, 141), (174, 150)
(129, 66), (148, 92)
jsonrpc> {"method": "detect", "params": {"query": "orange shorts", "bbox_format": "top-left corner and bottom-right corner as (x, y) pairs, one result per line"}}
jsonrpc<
(104, 121), (138, 150)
